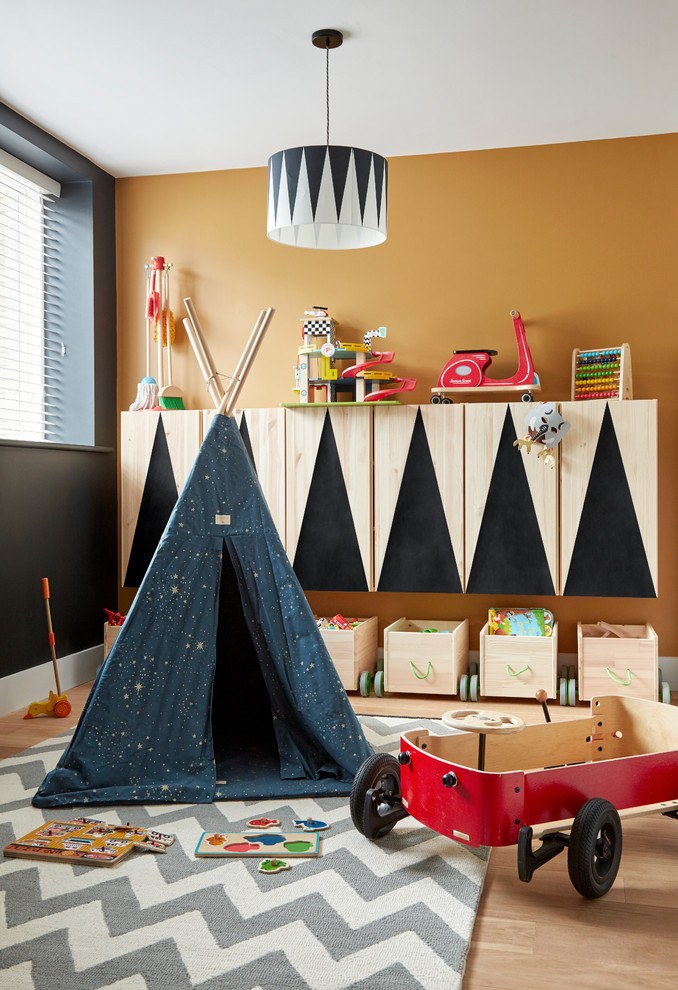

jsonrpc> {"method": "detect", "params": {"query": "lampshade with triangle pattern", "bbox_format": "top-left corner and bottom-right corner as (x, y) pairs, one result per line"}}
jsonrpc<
(267, 144), (388, 250)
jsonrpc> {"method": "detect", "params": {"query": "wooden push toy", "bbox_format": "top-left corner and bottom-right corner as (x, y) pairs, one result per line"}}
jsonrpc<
(571, 344), (632, 401)
(24, 578), (71, 720)
(351, 694), (678, 898)
(194, 831), (321, 858)
(430, 309), (540, 403)
(292, 308), (416, 403)
(3, 818), (175, 867)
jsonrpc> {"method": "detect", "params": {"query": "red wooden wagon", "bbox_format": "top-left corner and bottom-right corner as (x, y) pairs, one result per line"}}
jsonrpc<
(350, 695), (678, 897)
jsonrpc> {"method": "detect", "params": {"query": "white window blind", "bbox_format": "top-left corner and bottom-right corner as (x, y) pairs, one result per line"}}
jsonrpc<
(0, 151), (61, 442)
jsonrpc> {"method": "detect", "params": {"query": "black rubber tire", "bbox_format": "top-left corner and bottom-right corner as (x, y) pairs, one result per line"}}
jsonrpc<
(349, 753), (401, 838)
(567, 798), (622, 898)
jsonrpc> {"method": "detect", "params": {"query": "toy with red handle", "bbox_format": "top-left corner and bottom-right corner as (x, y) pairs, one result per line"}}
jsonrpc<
(24, 579), (72, 719)
(42, 578), (62, 696)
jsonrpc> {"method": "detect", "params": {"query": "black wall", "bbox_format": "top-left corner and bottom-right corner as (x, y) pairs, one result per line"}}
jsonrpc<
(0, 102), (117, 679)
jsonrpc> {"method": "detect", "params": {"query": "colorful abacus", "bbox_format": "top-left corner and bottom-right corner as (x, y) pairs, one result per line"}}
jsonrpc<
(571, 343), (632, 401)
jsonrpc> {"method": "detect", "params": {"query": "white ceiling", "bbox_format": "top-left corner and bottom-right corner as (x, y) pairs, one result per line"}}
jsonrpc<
(2, 0), (678, 178)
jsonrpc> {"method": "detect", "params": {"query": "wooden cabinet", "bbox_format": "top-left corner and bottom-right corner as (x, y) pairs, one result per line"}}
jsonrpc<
(285, 405), (373, 592)
(120, 400), (657, 598)
(373, 405), (464, 593)
(560, 400), (657, 596)
(120, 410), (202, 586)
(464, 403), (559, 595)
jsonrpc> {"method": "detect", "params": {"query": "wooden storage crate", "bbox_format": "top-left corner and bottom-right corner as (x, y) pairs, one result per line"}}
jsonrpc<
(104, 623), (123, 658)
(383, 618), (469, 695)
(578, 622), (658, 702)
(479, 622), (558, 699)
(319, 616), (378, 693)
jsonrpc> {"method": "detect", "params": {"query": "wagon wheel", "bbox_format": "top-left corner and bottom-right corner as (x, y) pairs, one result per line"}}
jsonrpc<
(53, 700), (72, 718)
(567, 798), (622, 898)
(350, 753), (407, 839)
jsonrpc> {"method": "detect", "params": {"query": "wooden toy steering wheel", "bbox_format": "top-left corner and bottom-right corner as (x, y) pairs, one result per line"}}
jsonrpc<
(442, 709), (525, 734)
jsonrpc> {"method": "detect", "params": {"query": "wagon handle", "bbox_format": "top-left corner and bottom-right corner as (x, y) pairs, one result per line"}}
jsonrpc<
(409, 661), (433, 679)
(606, 667), (632, 686)
(507, 663), (530, 677)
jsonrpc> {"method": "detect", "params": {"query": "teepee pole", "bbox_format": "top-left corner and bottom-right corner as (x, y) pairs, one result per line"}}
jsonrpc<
(218, 307), (275, 417)
(221, 309), (266, 407)
(183, 298), (224, 408)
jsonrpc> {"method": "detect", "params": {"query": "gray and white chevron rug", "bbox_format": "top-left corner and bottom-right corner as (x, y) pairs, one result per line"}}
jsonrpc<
(0, 716), (489, 990)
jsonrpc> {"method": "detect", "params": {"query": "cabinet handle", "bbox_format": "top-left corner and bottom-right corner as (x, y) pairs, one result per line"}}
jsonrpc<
(506, 664), (530, 677)
(606, 667), (632, 686)
(409, 661), (433, 679)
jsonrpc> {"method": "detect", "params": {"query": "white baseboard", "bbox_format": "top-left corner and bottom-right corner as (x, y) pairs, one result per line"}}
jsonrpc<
(0, 645), (103, 718)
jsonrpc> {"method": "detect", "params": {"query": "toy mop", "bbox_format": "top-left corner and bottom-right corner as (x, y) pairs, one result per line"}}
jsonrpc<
(24, 578), (71, 719)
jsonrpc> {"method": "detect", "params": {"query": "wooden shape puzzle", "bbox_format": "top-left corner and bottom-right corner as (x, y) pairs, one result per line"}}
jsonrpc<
(292, 818), (329, 832)
(194, 831), (320, 858)
(258, 858), (291, 874)
(3, 818), (175, 868)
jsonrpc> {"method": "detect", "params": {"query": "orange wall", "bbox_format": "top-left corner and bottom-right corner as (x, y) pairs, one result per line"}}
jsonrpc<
(116, 133), (678, 655)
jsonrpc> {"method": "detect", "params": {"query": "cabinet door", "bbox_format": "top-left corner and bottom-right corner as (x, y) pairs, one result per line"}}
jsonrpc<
(464, 403), (558, 594)
(203, 407), (286, 545)
(121, 410), (202, 587)
(560, 400), (657, 596)
(373, 405), (464, 592)
(285, 405), (372, 591)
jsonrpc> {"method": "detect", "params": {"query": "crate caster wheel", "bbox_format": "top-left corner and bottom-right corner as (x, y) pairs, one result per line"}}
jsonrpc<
(459, 673), (469, 702)
(359, 671), (372, 697)
(559, 677), (568, 706)
(374, 670), (385, 698)
(568, 678), (577, 707)
(661, 681), (671, 704)
(469, 673), (480, 703)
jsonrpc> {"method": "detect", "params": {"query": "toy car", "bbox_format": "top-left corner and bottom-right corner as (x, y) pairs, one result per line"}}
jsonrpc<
(350, 695), (678, 898)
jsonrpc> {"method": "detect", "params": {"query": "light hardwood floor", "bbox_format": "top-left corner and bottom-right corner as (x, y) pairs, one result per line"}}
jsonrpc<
(3, 685), (678, 988)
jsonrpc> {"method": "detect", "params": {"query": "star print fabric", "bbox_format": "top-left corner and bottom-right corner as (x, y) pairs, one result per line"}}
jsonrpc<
(34, 414), (373, 807)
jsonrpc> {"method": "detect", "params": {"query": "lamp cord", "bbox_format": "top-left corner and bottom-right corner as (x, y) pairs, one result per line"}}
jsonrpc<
(325, 40), (330, 145)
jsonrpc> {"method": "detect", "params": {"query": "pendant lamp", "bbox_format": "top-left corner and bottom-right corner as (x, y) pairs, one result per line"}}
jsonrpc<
(267, 29), (387, 250)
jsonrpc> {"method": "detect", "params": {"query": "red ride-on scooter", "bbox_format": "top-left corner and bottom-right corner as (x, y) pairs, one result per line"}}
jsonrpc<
(431, 309), (540, 404)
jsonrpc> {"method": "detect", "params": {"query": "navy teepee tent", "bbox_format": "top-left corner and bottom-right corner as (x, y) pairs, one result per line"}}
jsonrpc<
(34, 413), (373, 807)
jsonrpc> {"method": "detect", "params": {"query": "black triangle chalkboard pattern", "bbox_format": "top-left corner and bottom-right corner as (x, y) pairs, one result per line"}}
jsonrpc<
(466, 406), (555, 595)
(564, 404), (656, 597)
(293, 412), (368, 592)
(238, 413), (257, 475)
(124, 416), (179, 588)
(378, 409), (462, 593)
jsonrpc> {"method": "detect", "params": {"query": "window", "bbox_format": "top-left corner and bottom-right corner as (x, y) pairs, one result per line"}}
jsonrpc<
(0, 150), (61, 441)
